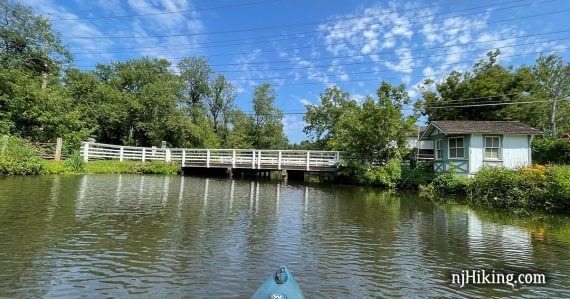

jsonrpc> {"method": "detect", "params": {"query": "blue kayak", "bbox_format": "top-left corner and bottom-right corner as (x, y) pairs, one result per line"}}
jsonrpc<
(251, 266), (305, 299)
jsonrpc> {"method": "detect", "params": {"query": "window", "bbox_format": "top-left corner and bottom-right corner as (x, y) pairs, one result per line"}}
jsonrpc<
(485, 136), (501, 159)
(448, 137), (465, 159)
(435, 139), (442, 160)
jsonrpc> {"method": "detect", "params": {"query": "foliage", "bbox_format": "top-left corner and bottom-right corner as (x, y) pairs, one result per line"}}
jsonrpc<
(83, 160), (180, 175)
(0, 136), (45, 175)
(250, 83), (288, 149)
(425, 165), (570, 213)
(304, 82), (417, 163)
(64, 150), (85, 172)
(419, 50), (570, 136)
(543, 165), (570, 211)
(429, 171), (470, 195)
(398, 164), (436, 190)
(342, 159), (402, 188)
(532, 137), (570, 165)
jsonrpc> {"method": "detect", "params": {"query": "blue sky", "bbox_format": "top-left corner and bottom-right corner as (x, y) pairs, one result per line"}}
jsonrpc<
(21, 0), (570, 143)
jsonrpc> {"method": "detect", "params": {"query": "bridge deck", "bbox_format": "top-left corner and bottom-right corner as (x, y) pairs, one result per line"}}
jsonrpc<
(81, 142), (342, 172)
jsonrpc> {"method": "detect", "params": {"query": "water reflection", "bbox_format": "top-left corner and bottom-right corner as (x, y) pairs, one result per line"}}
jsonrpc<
(0, 175), (569, 298)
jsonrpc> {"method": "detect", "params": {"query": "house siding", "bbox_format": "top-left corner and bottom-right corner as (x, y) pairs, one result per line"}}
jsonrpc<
(502, 135), (531, 168)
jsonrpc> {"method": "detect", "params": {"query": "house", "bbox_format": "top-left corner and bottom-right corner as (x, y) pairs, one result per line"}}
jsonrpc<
(419, 121), (543, 176)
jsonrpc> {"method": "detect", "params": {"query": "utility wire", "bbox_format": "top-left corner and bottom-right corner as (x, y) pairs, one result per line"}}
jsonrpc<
(62, 0), (551, 39)
(70, 0), (527, 51)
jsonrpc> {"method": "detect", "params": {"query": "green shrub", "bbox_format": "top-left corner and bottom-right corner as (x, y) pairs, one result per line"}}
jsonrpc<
(429, 171), (470, 195)
(348, 159), (402, 188)
(532, 137), (570, 164)
(0, 136), (45, 175)
(83, 160), (180, 174)
(398, 164), (435, 190)
(42, 160), (69, 174)
(64, 151), (85, 172)
(543, 165), (570, 211)
(469, 166), (543, 209)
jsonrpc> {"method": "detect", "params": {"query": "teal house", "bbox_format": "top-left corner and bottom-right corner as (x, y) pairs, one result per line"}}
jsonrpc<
(419, 121), (542, 176)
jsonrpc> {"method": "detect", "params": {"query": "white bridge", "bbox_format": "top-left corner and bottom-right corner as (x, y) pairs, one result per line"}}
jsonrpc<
(81, 142), (342, 172)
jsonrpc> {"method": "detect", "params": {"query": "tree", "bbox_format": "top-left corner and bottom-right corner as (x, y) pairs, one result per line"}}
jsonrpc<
(0, 0), (71, 79)
(177, 56), (212, 106)
(250, 83), (288, 149)
(304, 82), (417, 163)
(207, 74), (236, 136)
(533, 54), (570, 137)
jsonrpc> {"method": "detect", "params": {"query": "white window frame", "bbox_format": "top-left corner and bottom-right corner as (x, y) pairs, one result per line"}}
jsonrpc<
(484, 135), (502, 160)
(448, 136), (465, 159)
(435, 139), (442, 160)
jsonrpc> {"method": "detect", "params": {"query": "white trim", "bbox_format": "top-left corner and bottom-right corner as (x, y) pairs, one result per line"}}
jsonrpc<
(484, 135), (502, 160)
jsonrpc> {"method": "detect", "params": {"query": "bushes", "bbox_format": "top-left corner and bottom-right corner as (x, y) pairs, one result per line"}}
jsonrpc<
(83, 160), (180, 174)
(343, 159), (402, 188)
(543, 165), (570, 211)
(532, 137), (570, 164)
(425, 165), (570, 212)
(64, 151), (85, 172)
(469, 166), (544, 209)
(0, 136), (45, 175)
(398, 164), (435, 190)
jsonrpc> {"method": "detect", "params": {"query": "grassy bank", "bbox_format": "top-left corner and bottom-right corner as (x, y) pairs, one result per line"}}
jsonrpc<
(42, 159), (181, 175)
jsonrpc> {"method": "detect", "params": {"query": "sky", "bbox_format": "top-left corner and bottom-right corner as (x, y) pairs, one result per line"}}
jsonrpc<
(19, 0), (570, 143)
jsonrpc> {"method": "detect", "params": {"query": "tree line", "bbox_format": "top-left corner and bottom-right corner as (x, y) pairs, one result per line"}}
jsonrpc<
(2, 0), (569, 160)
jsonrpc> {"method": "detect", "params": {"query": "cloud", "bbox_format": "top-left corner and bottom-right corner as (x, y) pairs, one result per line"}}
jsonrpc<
(299, 98), (312, 106)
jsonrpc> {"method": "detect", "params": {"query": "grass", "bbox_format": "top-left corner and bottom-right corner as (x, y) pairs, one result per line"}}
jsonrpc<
(43, 160), (181, 175)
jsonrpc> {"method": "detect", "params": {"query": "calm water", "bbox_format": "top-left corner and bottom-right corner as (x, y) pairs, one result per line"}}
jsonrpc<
(0, 175), (569, 298)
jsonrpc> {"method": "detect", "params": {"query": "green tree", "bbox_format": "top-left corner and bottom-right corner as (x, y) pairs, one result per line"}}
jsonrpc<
(250, 83), (288, 149)
(532, 54), (570, 137)
(304, 82), (417, 163)
(177, 56), (212, 106)
(207, 74), (236, 136)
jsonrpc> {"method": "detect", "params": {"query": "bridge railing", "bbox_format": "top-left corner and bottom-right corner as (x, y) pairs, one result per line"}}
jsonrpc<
(81, 142), (342, 171)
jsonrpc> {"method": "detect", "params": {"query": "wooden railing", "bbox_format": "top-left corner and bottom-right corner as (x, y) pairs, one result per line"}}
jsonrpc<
(81, 142), (342, 171)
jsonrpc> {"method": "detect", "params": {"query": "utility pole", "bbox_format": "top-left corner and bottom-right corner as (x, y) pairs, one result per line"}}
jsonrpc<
(41, 15), (49, 90)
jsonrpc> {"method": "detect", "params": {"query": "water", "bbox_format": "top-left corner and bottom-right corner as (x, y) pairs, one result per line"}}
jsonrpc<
(0, 175), (569, 298)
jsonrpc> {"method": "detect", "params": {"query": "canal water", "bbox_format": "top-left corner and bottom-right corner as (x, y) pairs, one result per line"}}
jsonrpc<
(0, 175), (569, 298)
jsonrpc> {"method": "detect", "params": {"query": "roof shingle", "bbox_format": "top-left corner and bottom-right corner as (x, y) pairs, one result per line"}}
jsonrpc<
(430, 121), (543, 135)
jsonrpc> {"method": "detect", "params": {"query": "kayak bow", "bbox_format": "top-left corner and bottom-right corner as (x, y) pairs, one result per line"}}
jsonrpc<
(251, 266), (305, 299)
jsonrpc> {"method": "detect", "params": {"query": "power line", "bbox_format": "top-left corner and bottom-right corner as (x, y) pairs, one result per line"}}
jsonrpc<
(69, 0), (528, 51)
(62, 0), (551, 39)
(50, 0), (280, 21)
(200, 47), (570, 81)
(214, 38), (570, 73)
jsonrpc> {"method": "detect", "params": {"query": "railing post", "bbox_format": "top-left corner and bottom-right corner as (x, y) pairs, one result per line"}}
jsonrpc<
(119, 146), (124, 162)
(232, 150), (236, 168)
(336, 151), (340, 163)
(166, 149), (171, 163)
(258, 151), (261, 169)
(278, 150), (282, 170)
(142, 148), (146, 162)
(54, 137), (62, 161)
(252, 150), (256, 169)
(306, 151), (310, 171)
(182, 149), (186, 167)
(82, 142), (89, 162)
(206, 149), (210, 168)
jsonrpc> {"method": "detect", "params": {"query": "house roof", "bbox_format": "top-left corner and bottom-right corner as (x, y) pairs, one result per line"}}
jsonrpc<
(420, 121), (542, 139)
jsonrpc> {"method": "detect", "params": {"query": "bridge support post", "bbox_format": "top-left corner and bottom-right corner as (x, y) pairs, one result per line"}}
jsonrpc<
(336, 151), (340, 164)
(54, 137), (62, 161)
(166, 149), (171, 163)
(252, 151), (256, 169)
(142, 148), (146, 162)
(232, 150), (236, 168)
(182, 149), (186, 167)
(82, 142), (89, 162)
(306, 151), (310, 171)
(278, 150), (282, 170)
(206, 149), (210, 168)
(257, 151), (261, 169)
(119, 146), (124, 162)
